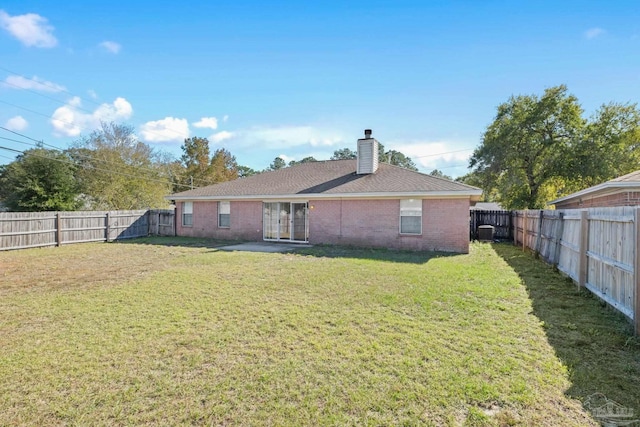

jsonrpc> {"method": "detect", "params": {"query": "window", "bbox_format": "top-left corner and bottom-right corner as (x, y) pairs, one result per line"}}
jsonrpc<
(400, 199), (422, 234)
(182, 202), (193, 226)
(218, 201), (230, 228)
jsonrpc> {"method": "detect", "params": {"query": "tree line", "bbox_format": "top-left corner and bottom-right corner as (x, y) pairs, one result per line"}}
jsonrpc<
(0, 122), (428, 212)
(460, 85), (640, 209)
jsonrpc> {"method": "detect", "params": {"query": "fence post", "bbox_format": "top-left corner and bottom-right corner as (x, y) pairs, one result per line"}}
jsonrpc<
(554, 212), (564, 267)
(634, 207), (640, 335)
(105, 212), (111, 242)
(578, 210), (589, 289)
(535, 210), (544, 255)
(56, 212), (62, 247)
(522, 211), (527, 251)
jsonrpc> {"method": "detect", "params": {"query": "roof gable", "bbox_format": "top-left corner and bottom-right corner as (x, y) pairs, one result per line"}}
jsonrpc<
(169, 160), (481, 200)
(549, 169), (640, 205)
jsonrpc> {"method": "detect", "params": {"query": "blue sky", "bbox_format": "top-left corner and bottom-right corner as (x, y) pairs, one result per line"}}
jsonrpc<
(1, 1), (639, 177)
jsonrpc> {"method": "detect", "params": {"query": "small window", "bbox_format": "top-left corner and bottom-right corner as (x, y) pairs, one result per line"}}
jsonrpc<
(182, 202), (193, 226)
(400, 199), (422, 234)
(218, 201), (230, 228)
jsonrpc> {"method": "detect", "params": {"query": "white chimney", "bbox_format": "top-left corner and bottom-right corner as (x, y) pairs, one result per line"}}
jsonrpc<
(357, 129), (379, 174)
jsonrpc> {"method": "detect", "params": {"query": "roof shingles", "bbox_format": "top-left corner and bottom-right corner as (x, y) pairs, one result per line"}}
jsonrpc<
(170, 160), (480, 199)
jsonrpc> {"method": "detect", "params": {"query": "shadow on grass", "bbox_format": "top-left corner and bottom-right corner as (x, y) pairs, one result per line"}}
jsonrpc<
(116, 236), (461, 264)
(492, 243), (640, 416)
(115, 236), (231, 249)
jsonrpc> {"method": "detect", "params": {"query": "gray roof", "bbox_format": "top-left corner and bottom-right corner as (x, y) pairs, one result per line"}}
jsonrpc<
(549, 169), (640, 205)
(169, 160), (481, 200)
(470, 202), (504, 211)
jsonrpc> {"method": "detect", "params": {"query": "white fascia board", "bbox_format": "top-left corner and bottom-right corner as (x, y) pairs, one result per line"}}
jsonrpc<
(167, 189), (482, 202)
(548, 182), (640, 205)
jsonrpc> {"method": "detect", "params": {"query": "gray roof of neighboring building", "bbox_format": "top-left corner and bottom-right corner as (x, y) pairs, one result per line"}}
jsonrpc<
(169, 160), (482, 200)
(548, 169), (640, 205)
(470, 202), (504, 211)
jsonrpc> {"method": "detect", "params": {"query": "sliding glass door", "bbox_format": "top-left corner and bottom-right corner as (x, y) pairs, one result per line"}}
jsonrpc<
(263, 202), (308, 242)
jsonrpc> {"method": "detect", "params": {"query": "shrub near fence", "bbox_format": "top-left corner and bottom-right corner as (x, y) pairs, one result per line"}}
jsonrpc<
(0, 209), (175, 251)
(514, 207), (640, 334)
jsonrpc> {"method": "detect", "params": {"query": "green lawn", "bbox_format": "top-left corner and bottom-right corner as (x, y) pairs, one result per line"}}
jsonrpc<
(1, 238), (637, 426)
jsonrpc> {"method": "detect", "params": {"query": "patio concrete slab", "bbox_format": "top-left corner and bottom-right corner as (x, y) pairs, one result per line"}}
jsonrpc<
(218, 242), (312, 253)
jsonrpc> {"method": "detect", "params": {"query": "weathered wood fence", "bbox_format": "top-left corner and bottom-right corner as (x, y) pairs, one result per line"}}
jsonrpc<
(0, 209), (175, 251)
(513, 207), (640, 333)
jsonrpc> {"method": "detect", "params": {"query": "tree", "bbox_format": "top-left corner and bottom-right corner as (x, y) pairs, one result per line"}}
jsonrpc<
(331, 148), (356, 160)
(268, 157), (287, 170)
(209, 148), (239, 183)
(0, 148), (80, 211)
(384, 150), (418, 171)
(429, 169), (452, 180)
(180, 136), (212, 188)
(569, 102), (640, 189)
(469, 85), (584, 209)
(288, 156), (317, 167)
(330, 144), (418, 170)
(72, 122), (172, 209)
(237, 165), (257, 178)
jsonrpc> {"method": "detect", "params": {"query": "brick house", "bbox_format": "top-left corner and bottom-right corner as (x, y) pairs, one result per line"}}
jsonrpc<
(168, 131), (482, 253)
(549, 170), (640, 209)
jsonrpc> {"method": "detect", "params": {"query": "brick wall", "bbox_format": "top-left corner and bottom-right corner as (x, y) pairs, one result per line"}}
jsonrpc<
(176, 198), (471, 253)
(556, 191), (640, 209)
(308, 198), (470, 253)
(176, 201), (262, 240)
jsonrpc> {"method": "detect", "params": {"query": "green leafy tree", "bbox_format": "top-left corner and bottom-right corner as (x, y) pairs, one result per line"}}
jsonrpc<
(429, 169), (452, 180)
(288, 156), (317, 167)
(469, 85), (584, 209)
(72, 122), (171, 209)
(569, 102), (640, 189)
(268, 157), (287, 170)
(209, 148), (239, 183)
(0, 148), (80, 211)
(237, 165), (257, 178)
(180, 136), (212, 188)
(331, 148), (357, 160)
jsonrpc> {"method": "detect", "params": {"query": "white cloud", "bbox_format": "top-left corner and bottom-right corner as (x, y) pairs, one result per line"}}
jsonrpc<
(87, 89), (98, 99)
(222, 115), (229, 122)
(584, 27), (606, 40)
(211, 130), (233, 143)
(140, 117), (189, 143)
(391, 141), (473, 171)
(234, 125), (344, 149)
(5, 115), (28, 131)
(0, 10), (57, 48)
(50, 96), (133, 137)
(193, 117), (218, 130)
(99, 40), (121, 54)
(3, 75), (66, 93)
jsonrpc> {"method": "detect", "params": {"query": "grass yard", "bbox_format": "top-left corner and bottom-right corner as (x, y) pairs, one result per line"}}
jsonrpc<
(1, 238), (638, 426)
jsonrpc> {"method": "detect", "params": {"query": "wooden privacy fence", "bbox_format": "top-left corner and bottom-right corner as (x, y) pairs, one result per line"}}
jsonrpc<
(0, 209), (175, 251)
(514, 207), (640, 333)
(470, 210), (513, 240)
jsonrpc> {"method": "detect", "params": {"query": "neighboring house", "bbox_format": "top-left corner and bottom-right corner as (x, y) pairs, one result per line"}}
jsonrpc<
(548, 170), (640, 209)
(168, 130), (482, 253)
(470, 202), (504, 211)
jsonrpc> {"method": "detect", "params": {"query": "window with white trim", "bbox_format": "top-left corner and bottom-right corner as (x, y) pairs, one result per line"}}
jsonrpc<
(182, 202), (193, 226)
(218, 201), (230, 228)
(400, 199), (422, 234)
